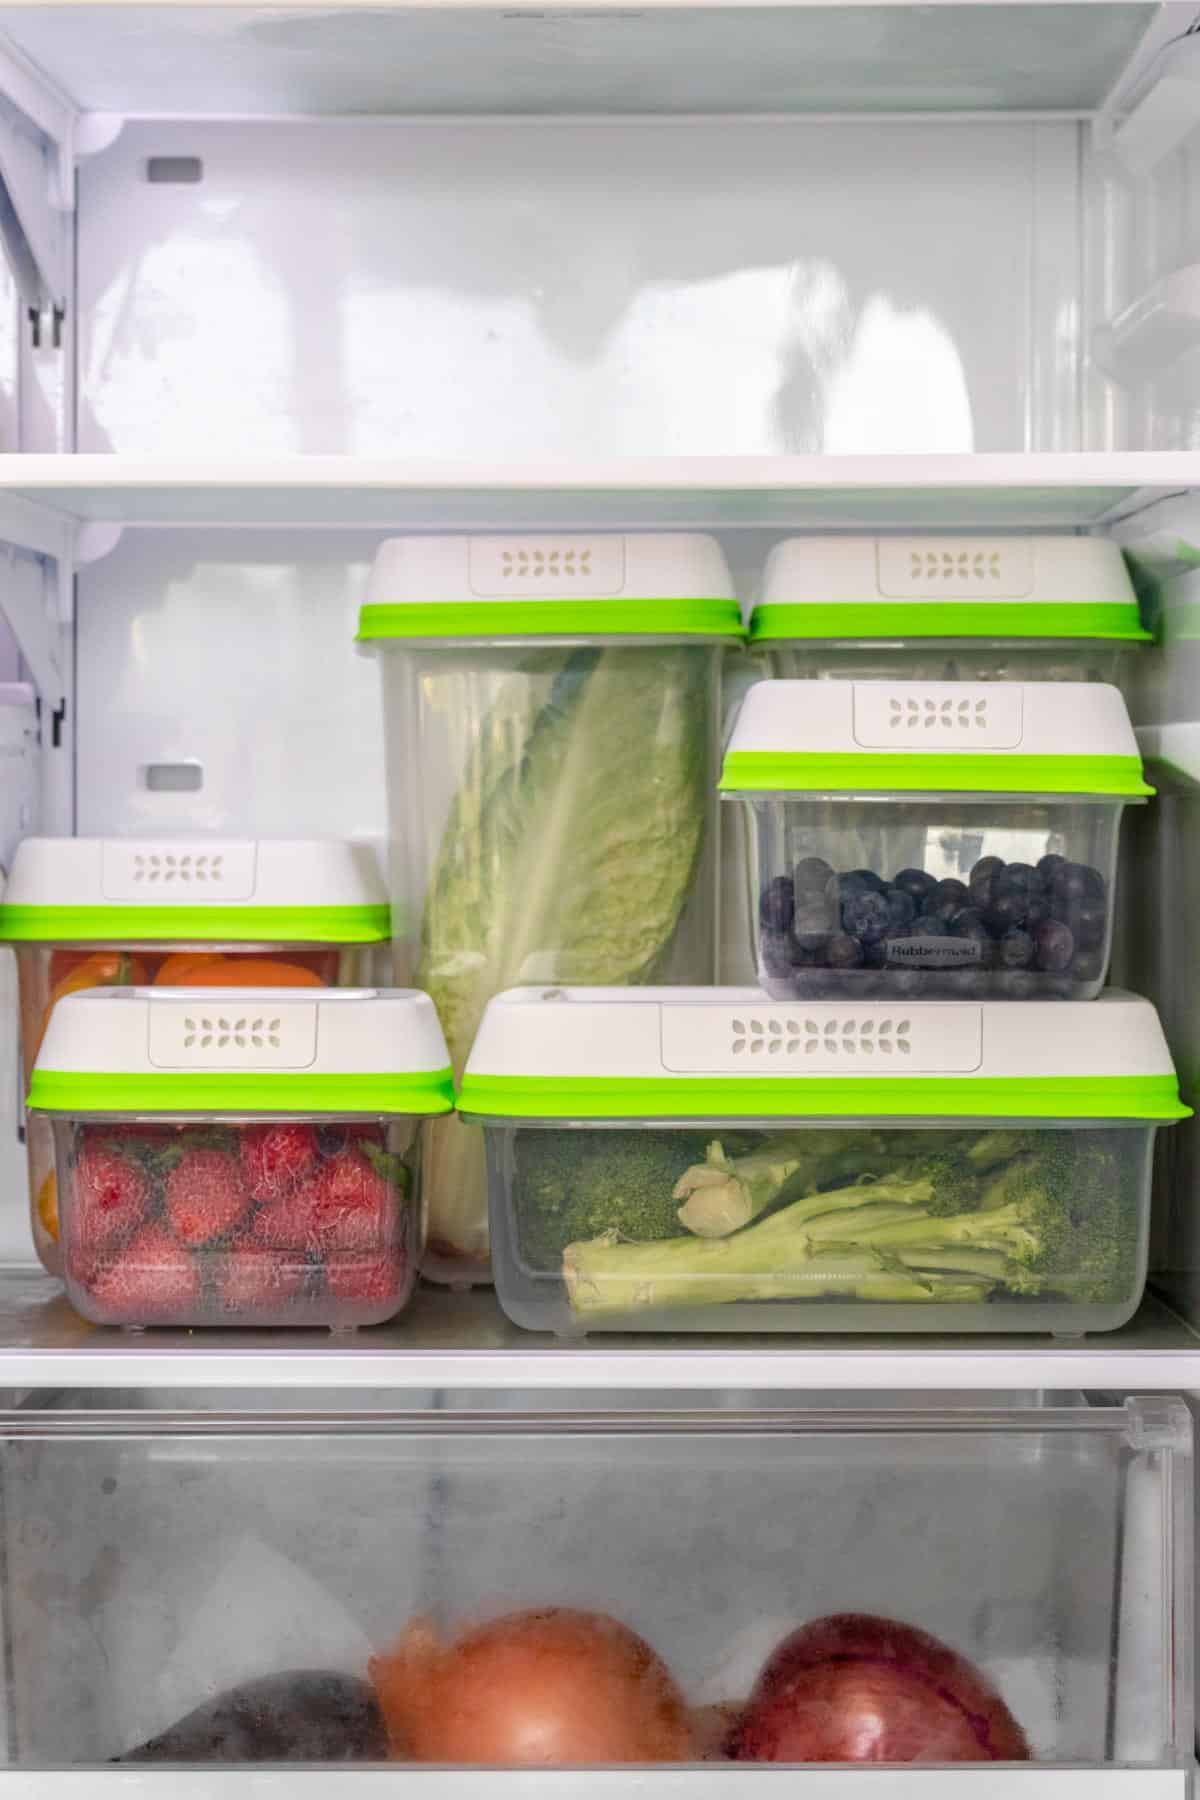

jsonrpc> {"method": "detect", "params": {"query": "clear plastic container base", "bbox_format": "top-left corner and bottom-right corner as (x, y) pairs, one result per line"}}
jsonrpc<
(48, 1112), (423, 1330)
(763, 642), (1135, 686)
(485, 1120), (1156, 1336)
(741, 797), (1128, 1003)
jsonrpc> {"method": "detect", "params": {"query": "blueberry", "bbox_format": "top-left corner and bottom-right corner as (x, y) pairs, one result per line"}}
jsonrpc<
(922, 896), (961, 924)
(1037, 853), (1067, 882)
(793, 934), (829, 963)
(970, 855), (1005, 885)
(840, 868), (887, 898)
(760, 929), (796, 978)
(892, 868), (937, 902)
(994, 865), (1038, 902)
(882, 967), (925, 998)
(932, 878), (969, 910)
(999, 928), (1035, 970)
(794, 894), (839, 937)
(1024, 895), (1051, 932)
(984, 891), (1029, 934)
(911, 915), (950, 938)
(1075, 901), (1107, 949)
(793, 856), (835, 897)
(1033, 919), (1074, 972)
(1069, 947), (1105, 984)
(824, 933), (865, 970)
(941, 969), (990, 997)
(1051, 862), (1105, 904)
(885, 887), (916, 928)
(993, 969), (1039, 999)
(759, 875), (795, 934)
(842, 890), (891, 944)
(950, 906), (988, 939)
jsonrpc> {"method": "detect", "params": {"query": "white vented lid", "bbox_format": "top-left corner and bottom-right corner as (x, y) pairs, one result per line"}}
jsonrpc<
(358, 533), (741, 641)
(720, 680), (1152, 797)
(751, 535), (1149, 644)
(458, 987), (1187, 1121)
(0, 837), (390, 943)
(29, 987), (453, 1115)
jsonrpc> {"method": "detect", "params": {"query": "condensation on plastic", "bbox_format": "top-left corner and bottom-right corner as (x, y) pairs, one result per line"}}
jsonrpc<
(763, 644), (1135, 685)
(50, 1112), (423, 1331)
(378, 641), (722, 1286)
(15, 943), (379, 1276)
(743, 796), (1126, 1002)
(485, 1121), (1157, 1337)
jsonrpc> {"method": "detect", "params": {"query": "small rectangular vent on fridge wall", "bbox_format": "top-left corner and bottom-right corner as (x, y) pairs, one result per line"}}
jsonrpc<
(147, 1000), (319, 1069)
(876, 538), (1034, 598)
(101, 839), (257, 900)
(852, 682), (1024, 748)
(659, 1003), (983, 1073)
(469, 535), (624, 596)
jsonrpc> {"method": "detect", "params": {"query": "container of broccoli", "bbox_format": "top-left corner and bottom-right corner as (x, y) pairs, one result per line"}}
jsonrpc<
(359, 533), (742, 1286)
(460, 986), (1190, 1335)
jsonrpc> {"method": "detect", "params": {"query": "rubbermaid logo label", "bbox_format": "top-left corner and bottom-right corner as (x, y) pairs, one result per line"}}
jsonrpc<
(886, 938), (983, 968)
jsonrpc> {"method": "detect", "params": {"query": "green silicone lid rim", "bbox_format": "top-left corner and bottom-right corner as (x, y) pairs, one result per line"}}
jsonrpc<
(749, 601), (1152, 644)
(457, 1073), (1190, 1122)
(719, 752), (1154, 797)
(0, 904), (392, 944)
(357, 598), (744, 641)
(28, 1067), (455, 1116)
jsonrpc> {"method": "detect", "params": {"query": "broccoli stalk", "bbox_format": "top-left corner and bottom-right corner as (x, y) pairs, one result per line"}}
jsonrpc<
(673, 1138), (804, 1237)
(563, 1233), (994, 1316)
(672, 1131), (893, 1238)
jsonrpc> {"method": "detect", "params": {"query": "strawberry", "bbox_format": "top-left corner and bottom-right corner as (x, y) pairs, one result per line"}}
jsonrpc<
(325, 1250), (403, 1308)
(239, 1124), (319, 1204)
(218, 1247), (308, 1316)
(86, 1226), (199, 1322)
(165, 1148), (250, 1245)
(304, 1147), (399, 1251)
(247, 1186), (322, 1250)
(74, 1141), (152, 1252)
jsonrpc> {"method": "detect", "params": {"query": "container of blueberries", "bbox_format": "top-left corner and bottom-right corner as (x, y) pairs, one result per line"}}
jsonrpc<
(720, 679), (1152, 1000)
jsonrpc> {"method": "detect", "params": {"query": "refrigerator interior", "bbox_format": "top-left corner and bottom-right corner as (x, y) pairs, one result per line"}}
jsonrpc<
(0, 3), (1193, 1784)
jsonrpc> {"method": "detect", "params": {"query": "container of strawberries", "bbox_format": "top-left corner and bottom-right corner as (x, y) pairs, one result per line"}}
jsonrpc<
(0, 836), (392, 1278)
(27, 987), (453, 1330)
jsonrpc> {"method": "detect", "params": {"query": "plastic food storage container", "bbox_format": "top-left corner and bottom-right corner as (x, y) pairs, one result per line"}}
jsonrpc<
(0, 836), (390, 1276)
(722, 679), (1151, 1001)
(461, 986), (1189, 1336)
(359, 531), (741, 1287)
(27, 986), (452, 1330)
(751, 535), (1151, 682)
(3, 1398), (1190, 1770)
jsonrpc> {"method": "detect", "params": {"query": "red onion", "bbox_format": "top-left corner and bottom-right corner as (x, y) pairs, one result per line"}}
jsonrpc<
(729, 1613), (1029, 1763)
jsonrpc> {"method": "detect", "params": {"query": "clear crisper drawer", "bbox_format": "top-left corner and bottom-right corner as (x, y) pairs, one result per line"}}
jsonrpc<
(0, 1401), (1188, 1776)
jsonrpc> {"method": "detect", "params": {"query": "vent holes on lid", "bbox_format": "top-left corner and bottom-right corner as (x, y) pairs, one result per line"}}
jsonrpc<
(729, 1015), (911, 1058)
(132, 851), (224, 884)
(889, 696), (989, 730)
(909, 549), (1002, 581)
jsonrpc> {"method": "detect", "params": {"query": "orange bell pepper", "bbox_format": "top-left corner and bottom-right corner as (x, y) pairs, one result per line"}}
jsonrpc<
(153, 952), (225, 985)
(36, 950), (149, 1058)
(169, 958), (326, 988)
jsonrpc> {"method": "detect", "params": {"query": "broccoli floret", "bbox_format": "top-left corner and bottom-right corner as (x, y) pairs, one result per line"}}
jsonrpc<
(818, 1136), (1140, 1304)
(513, 1129), (711, 1270)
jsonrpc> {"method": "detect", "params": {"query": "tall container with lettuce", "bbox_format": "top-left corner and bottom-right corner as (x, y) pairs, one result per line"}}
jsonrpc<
(359, 533), (740, 1282)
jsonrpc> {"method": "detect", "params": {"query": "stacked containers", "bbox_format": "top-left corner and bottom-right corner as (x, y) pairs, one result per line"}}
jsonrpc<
(750, 535), (1150, 682)
(28, 987), (452, 1329)
(0, 837), (390, 1273)
(359, 532), (741, 1284)
(462, 987), (1189, 1335)
(722, 680), (1152, 1001)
